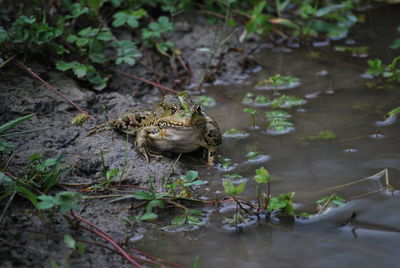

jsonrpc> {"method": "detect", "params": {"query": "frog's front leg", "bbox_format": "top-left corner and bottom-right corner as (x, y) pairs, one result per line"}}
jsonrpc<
(206, 144), (218, 166)
(134, 126), (162, 162)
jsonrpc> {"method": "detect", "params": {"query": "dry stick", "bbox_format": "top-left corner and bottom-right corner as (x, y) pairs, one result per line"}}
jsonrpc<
(314, 169), (387, 195)
(13, 59), (92, 118)
(9, 226), (177, 268)
(129, 248), (187, 268)
(6, 226), (116, 252)
(109, 68), (178, 94)
(70, 211), (144, 268)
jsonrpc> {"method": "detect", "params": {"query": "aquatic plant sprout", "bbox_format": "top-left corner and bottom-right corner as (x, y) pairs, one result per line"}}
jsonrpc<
(223, 128), (250, 139)
(255, 75), (301, 90)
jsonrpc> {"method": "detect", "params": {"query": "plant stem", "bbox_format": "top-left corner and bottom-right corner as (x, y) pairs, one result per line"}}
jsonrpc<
(70, 211), (144, 267)
(109, 68), (178, 94)
(12, 59), (92, 118)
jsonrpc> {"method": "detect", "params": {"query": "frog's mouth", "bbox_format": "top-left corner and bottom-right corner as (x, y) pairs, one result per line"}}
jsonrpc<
(158, 120), (204, 129)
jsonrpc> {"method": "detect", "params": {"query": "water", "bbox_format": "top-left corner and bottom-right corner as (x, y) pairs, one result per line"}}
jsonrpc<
(138, 6), (400, 267)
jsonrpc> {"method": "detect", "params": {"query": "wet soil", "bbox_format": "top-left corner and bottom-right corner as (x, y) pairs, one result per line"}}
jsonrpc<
(0, 15), (259, 268)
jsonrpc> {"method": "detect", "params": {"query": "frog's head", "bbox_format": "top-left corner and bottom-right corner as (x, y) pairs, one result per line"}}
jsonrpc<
(155, 94), (207, 129)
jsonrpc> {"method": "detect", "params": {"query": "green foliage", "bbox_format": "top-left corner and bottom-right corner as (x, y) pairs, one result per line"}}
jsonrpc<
(243, 107), (258, 128)
(0, 113), (36, 155)
(390, 38), (400, 49)
(270, 95), (305, 108)
(38, 191), (82, 214)
(388, 106), (400, 117)
(169, 209), (204, 227)
(64, 234), (85, 255)
(268, 192), (295, 215)
(219, 157), (235, 170)
(254, 167), (271, 184)
(114, 40), (141, 65)
(142, 16), (173, 47)
(0, 0), (365, 90)
(246, 151), (260, 160)
(265, 110), (291, 119)
(1, 152), (70, 210)
(0, 113), (35, 135)
(179, 170), (206, 187)
(243, 107), (257, 116)
(223, 179), (246, 196)
(316, 194), (346, 208)
(112, 9), (147, 28)
(246, 2), (272, 36)
(365, 56), (400, 85)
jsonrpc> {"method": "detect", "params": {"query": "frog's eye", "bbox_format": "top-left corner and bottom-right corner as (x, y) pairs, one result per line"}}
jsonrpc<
(171, 105), (178, 113)
(196, 106), (202, 113)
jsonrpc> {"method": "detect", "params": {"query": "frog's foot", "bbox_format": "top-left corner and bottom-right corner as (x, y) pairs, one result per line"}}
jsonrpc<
(86, 121), (115, 136)
(134, 127), (154, 163)
(206, 145), (218, 166)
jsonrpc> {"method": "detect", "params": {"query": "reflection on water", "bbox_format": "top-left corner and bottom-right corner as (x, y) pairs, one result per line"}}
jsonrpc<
(138, 5), (400, 267)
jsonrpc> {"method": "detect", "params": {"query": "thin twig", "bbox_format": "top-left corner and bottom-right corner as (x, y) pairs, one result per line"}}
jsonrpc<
(12, 59), (92, 118)
(70, 211), (144, 267)
(109, 68), (178, 94)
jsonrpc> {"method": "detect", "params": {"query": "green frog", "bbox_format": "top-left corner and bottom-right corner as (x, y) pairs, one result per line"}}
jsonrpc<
(89, 94), (222, 166)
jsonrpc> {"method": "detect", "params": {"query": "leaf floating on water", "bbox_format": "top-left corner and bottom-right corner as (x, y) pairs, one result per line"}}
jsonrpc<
(255, 75), (300, 90)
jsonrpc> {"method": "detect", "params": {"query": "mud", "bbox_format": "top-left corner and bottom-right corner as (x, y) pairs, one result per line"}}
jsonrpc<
(0, 16), (257, 267)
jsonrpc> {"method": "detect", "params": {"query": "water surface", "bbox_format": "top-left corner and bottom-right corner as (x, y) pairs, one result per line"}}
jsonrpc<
(139, 5), (400, 267)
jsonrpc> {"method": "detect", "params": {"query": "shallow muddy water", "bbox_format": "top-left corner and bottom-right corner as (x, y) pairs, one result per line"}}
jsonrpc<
(137, 6), (400, 268)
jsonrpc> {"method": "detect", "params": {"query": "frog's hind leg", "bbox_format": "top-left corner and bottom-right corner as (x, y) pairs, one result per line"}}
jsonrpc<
(87, 113), (140, 136)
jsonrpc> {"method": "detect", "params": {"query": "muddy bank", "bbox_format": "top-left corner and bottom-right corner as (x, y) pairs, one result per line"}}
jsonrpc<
(0, 16), (257, 268)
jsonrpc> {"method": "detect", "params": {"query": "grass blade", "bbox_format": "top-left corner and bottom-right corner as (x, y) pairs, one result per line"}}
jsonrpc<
(0, 113), (35, 134)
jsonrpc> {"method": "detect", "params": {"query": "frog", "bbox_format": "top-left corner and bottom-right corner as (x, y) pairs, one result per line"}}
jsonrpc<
(88, 94), (222, 166)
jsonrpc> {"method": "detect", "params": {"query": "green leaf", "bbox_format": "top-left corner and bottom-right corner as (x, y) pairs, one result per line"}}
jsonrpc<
(56, 61), (76, 71)
(0, 113), (35, 134)
(182, 170), (198, 182)
(391, 38), (400, 49)
(37, 195), (57, 210)
(28, 153), (41, 162)
(243, 108), (257, 116)
(140, 212), (158, 221)
(76, 242), (85, 255)
(223, 179), (246, 195)
(72, 64), (87, 78)
(171, 215), (186, 225)
(193, 257), (200, 268)
(133, 191), (154, 200)
(223, 179), (235, 195)
(254, 167), (271, 184)
(76, 37), (89, 47)
(106, 168), (119, 179)
(64, 234), (76, 249)
(388, 106), (400, 117)
(0, 27), (8, 44)
(187, 215), (202, 225)
(127, 16), (139, 28)
(97, 30), (113, 41)
(16, 186), (39, 208)
(87, 0), (105, 15)
(0, 140), (14, 155)
(112, 12), (127, 27)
